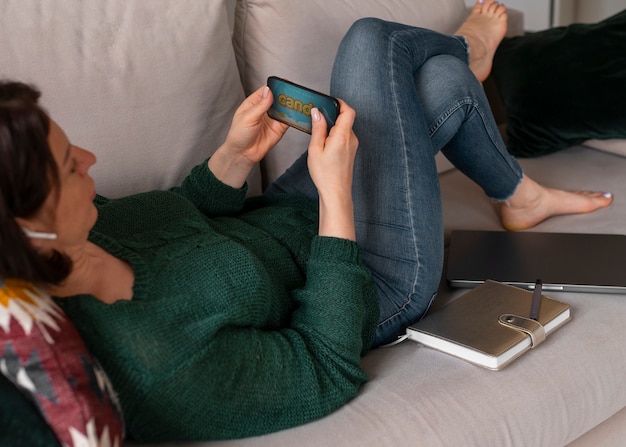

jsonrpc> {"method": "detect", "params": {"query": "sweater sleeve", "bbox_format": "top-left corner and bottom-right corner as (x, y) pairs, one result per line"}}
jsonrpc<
(294, 237), (379, 356)
(126, 237), (379, 442)
(169, 160), (248, 216)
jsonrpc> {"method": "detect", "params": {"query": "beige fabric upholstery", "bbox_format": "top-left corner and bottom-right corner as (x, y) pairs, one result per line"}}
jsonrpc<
(584, 139), (626, 158)
(1, 0), (251, 197)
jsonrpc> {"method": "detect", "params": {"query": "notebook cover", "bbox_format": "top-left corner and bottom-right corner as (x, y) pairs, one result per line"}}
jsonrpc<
(406, 280), (571, 370)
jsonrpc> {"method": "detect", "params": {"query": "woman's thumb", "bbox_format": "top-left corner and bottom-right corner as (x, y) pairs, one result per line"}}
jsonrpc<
(309, 107), (328, 149)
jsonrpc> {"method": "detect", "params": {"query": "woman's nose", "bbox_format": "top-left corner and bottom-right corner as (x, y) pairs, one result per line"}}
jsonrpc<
(75, 146), (97, 174)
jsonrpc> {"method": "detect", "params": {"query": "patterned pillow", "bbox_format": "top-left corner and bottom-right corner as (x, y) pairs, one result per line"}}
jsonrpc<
(0, 279), (124, 447)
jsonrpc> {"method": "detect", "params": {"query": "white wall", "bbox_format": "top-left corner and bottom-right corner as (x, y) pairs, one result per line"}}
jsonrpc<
(463, 0), (552, 30)
(575, 0), (625, 23)
(464, 0), (625, 30)
(504, 0), (553, 30)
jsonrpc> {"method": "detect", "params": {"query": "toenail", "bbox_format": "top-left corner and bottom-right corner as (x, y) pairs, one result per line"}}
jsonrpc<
(603, 192), (613, 198)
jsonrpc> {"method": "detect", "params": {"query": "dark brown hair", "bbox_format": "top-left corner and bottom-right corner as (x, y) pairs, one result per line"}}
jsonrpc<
(0, 81), (72, 285)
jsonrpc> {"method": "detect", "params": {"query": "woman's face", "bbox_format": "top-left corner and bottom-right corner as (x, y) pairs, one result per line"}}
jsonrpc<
(25, 119), (98, 246)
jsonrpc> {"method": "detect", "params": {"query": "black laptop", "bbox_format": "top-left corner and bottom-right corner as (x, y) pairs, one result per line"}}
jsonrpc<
(446, 230), (626, 294)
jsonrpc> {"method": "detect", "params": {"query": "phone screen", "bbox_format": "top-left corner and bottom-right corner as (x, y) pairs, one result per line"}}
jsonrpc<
(267, 76), (340, 134)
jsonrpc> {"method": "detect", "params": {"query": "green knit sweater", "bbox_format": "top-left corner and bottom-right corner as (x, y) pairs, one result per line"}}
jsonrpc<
(57, 162), (379, 442)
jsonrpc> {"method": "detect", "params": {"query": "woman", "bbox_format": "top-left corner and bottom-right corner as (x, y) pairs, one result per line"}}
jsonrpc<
(0, 1), (613, 441)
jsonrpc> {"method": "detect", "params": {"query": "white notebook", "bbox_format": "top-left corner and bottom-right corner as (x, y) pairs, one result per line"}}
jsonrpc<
(406, 281), (571, 370)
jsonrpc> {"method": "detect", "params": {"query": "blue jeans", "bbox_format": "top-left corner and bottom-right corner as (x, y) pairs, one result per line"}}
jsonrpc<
(266, 19), (523, 347)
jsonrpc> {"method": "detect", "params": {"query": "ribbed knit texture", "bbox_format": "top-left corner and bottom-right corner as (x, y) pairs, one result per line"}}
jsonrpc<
(57, 162), (379, 442)
(0, 375), (62, 447)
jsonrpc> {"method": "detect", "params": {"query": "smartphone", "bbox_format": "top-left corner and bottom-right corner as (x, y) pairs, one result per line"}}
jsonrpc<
(267, 76), (340, 134)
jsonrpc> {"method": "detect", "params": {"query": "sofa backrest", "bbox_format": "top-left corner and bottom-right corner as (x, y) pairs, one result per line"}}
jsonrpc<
(1, 0), (476, 198)
(232, 0), (468, 186)
(1, 0), (250, 197)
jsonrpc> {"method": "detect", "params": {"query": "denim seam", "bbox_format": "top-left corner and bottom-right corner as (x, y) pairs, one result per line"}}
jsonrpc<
(431, 97), (523, 201)
(453, 35), (471, 65)
(375, 29), (422, 329)
(428, 97), (474, 137)
(473, 100), (524, 200)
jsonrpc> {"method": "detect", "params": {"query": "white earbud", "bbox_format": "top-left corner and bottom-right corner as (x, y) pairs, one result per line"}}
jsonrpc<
(22, 227), (58, 240)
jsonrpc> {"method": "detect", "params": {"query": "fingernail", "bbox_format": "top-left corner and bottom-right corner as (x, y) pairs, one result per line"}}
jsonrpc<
(263, 86), (270, 98)
(603, 192), (613, 198)
(311, 107), (321, 122)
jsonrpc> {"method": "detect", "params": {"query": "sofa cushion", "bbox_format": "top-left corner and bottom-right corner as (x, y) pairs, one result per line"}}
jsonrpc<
(0, 279), (124, 447)
(0, 0), (252, 197)
(233, 0), (468, 186)
(584, 138), (626, 158)
(491, 9), (626, 157)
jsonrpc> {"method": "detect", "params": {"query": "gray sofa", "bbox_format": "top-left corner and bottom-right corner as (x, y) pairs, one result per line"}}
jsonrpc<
(2, 0), (625, 445)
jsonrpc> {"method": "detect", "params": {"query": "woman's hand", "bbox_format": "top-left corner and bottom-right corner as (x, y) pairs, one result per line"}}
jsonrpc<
(307, 100), (358, 241)
(209, 85), (288, 188)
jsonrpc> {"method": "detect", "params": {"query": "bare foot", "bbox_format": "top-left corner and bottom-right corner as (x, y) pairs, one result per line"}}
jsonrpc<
(455, 0), (508, 82)
(499, 175), (614, 231)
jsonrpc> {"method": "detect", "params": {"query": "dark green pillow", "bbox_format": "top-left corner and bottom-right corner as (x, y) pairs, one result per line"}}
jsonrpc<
(491, 9), (626, 157)
(0, 374), (61, 447)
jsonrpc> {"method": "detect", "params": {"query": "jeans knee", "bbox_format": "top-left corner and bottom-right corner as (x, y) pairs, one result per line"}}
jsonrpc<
(341, 17), (396, 55)
(346, 17), (388, 40)
(419, 56), (480, 100)
(334, 18), (391, 88)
